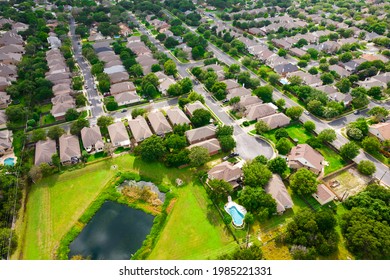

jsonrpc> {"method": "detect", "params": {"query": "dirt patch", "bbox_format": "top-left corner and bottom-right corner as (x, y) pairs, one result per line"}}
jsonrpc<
(165, 198), (177, 214)
(262, 240), (292, 260)
(323, 167), (370, 200)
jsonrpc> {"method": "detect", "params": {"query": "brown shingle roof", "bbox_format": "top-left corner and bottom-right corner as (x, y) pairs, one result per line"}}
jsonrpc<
(208, 161), (242, 183)
(166, 107), (191, 126)
(288, 144), (324, 173)
(35, 139), (57, 166)
(148, 111), (172, 135)
(128, 116), (153, 142)
(59, 134), (81, 163)
(265, 174), (293, 213)
(189, 138), (221, 155)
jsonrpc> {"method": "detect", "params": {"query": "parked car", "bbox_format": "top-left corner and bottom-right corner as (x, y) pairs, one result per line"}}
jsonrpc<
(354, 110), (359, 115)
(222, 152), (239, 161)
(304, 110), (310, 115)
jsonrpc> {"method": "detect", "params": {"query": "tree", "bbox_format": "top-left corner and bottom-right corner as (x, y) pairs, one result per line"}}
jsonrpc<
(286, 106), (304, 120)
(28, 165), (42, 183)
(268, 73), (280, 86)
(307, 100), (324, 116)
(218, 135), (236, 152)
(254, 155), (268, 165)
(367, 87), (382, 99)
(267, 156), (288, 175)
(275, 98), (285, 109)
(357, 160), (376, 176)
(303, 121), (315, 132)
(320, 73), (334, 85)
(339, 52), (353, 62)
(75, 94), (88, 107)
(318, 129), (336, 143)
(97, 116), (114, 131)
(47, 126), (65, 140)
(278, 48), (287, 57)
(289, 168), (318, 196)
(276, 137), (292, 155)
(218, 244), (263, 260)
(64, 108), (80, 121)
(253, 85), (273, 102)
(368, 107), (389, 122)
(288, 75), (303, 86)
(208, 179), (233, 200)
(216, 125), (233, 137)
(106, 100), (118, 111)
(131, 108), (146, 119)
(335, 78), (351, 93)
(255, 120), (270, 134)
(51, 154), (61, 170)
(164, 59), (177, 75)
(362, 137), (381, 153)
(164, 134), (187, 151)
(103, 142), (114, 157)
(242, 161), (272, 188)
(31, 129), (46, 142)
(164, 36), (179, 49)
(179, 77), (193, 94)
(0, 228), (17, 259)
(238, 187), (276, 219)
(339, 142), (360, 160)
(188, 146), (210, 167)
(70, 118), (89, 135)
(139, 135), (166, 162)
(191, 108), (211, 127)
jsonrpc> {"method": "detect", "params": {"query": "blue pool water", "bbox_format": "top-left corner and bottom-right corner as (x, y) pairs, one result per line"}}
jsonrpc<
(228, 206), (244, 226)
(4, 157), (15, 166)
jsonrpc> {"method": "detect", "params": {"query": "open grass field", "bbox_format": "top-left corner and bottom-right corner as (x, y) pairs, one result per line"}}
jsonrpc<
(15, 154), (235, 260)
(148, 182), (237, 260)
(317, 145), (347, 175)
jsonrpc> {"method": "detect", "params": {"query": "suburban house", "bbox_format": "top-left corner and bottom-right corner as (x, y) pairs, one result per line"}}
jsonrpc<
(287, 71), (322, 87)
(265, 174), (294, 214)
(114, 91), (141, 106)
(0, 129), (12, 155)
(147, 111), (172, 136)
(166, 107), (191, 126)
(109, 72), (129, 84)
(329, 64), (350, 78)
(184, 101), (208, 118)
(235, 95), (262, 111)
(0, 91), (10, 109)
(110, 81), (136, 95)
(207, 161), (243, 188)
(289, 47), (307, 58)
(188, 138), (221, 155)
(185, 125), (217, 144)
(258, 113), (291, 130)
(313, 184), (336, 205)
(288, 144), (325, 175)
(136, 54), (158, 74)
(108, 122), (130, 147)
(369, 123), (390, 141)
(128, 116), (153, 143)
(50, 101), (75, 121)
(34, 139), (57, 166)
(158, 76), (176, 95)
(0, 110), (6, 129)
(59, 134), (81, 165)
(224, 79), (241, 91)
(226, 86), (252, 101)
(245, 103), (278, 121)
(274, 63), (300, 76)
(80, 126), (104, 153)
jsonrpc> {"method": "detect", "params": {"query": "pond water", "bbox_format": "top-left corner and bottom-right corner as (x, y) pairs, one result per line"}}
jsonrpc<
(69, 201), (154, 260)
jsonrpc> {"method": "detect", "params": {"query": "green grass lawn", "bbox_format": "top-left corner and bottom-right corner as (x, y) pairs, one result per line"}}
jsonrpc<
(285, 123), (312, 144)
(17, 154), (233, 260)
(148, 182), (236, 260)
(40, 104), (52, 114)
(40, 114), (56, 126)
(317, 145), (347, 175)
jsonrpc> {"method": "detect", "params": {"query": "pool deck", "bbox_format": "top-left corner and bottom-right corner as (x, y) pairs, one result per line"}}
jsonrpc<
(224, 200), (247, 228)
(0, 152), (16, 166)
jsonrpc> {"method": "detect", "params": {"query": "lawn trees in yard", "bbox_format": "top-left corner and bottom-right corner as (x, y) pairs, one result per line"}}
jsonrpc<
(289, 168), (318, 196)
(218, 136), (236, 152)
(218, 244), (263, 260)
(368, 107), (389, 122)
(276, 137), (292, 155)
(362, 137), (381, 154)
(255, 120), (270, 134)
(191, 108), (211, 127)
(97, 116), (114, 136)
(317, 129), (336, 143)
(173, 123), (191, 136)
(131, 108), (146, 119)
(341, 185), (390, 259)
(138, 135), (166, 162)
(335, 78), (352, 93)
(47, 126), (65, 140)
(320, 72), (334, 85)
(105, 100), (119, 111)
(274, 128), (289, 140)
(285, 106), (304, 120)
(267, 156), (288, 176)
(188, 146), (210, 167)
(164, 59), (177, 75)
(275, 98), (285, 109)
(238, 187), (276, 220)
(208, 179), (233, 200)
(164, 134), (188, 152)
(268, 73), (280, 86)
(242, 161), (272, 188)
(339, 142), (360, 160)
(357, 160), (376, 176)
(253, 85), (273, 103)
(303, 121), (316, 132)
(65, 108), (80, 121)
(70, 118), (89, 135)
(288, 75), (303, 86)
(284, 209), (338, 259)
(28, 165), (42, 183)
(51, 154), (61, 171)
(31, 128), (46, 142)
(164, 149), (190, 167)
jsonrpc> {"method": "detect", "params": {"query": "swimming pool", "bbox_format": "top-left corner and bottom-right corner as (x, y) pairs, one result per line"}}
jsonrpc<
(4, 157), (15, 166)
(228, 206), (245, 227)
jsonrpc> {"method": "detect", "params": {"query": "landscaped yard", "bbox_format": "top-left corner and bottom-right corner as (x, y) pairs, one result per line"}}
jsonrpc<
(40, 114), (56, 126)
(317, 145), (347, 175)
(15, 154), (235, 260)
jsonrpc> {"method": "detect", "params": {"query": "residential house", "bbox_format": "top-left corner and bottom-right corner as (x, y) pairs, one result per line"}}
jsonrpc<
(118, 22), (132, 37)
(245, 103), (278, 121)
(0, 77), (10, 91)
(313, 184), (335, 205)
(317, 85), (339, 95)
(208, 161), (243, 188)
(128, 116), (153, 143)
(0, 31), (24, 46)
(266, 54), (289, 68)
(0, 110), (6, 129)
(258, 113), (291, 130)
(184, 101), (208, 118)
(226, 86), (252, 101)
(0, 129), (12, 155)
(0, 52), (22, 65)
(289, 47), (307, 58)
(361, 53), (389, 63)
(0, 91), (10, 109)
(188, 138), (221, 155)
(80, 126), (104, 153)
(0, 44), (25, 54)
(272, 38), (292, 50)
(104, 65), (126, 75)
(108, 122), (130, 147)
(342, 58), (366, 72)
(235, 95), (262, 111)
(51, 94), (73, 105)
(52, 83), (72, 96)
(265, 174), (294, 214)
(136, 54), (158, 74)
(287, 144), (324, 175)
(185, 125), (216, 144)
(148, 111), (172, 136)
(166, 107), (191, 126)
(34, 139), (57, 166)
(369, 123), (390, 141)
(158, 76), (176, 95)
(110, 81), (136, 95)
(50, 101), (75, 121)
(59, 134), (81, 165)
(329, 64), (350, 78)
(330, 92), (353, 106)
(108, 71), (129, 84)
(274, 63), (299, 76)
(224, 79), (241, 91)
(114, 91), (141, 106)
(287, 71), (321, 87)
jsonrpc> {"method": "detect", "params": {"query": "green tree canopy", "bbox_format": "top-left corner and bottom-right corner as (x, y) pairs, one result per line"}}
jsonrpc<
(289, 168), (318, 196)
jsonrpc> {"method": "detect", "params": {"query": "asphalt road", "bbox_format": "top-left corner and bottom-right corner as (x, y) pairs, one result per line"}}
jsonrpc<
(69, 16), (104, 124)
